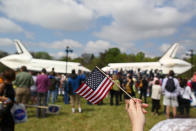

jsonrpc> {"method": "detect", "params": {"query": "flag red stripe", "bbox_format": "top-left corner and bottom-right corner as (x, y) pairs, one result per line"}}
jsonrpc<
(76, 84), (88, 94)
(75, 83), (85, 93)
(89, 79), (111, 102)
(80, 87), (92, 97)
(94, 82), (114, 104)
(85, 77), (108, 100)
(79, 86), (91, 96)
(86, 78), (109, 101)
(90, 79), (112, 103)
(83, 88), (93, 98)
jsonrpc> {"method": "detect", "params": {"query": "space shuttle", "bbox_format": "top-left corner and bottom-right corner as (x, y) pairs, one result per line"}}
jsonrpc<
(102, 43), (192, 75)
(0, 40), (90, 73)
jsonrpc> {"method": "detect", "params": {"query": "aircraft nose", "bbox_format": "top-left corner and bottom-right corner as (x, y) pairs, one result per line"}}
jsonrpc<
(0, 57), (7, 64)
(0, 57), (3, 63)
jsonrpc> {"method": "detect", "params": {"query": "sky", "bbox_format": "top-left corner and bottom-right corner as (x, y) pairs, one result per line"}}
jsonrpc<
(0, 0), (196, 59)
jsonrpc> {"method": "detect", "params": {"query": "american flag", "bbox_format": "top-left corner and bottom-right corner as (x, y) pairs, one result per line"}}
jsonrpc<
(75, 67), (114, 104)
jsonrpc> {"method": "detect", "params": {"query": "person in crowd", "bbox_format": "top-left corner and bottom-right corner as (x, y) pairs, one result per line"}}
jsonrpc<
(47, 71), (57, 104)
(162, 70), (180, 118)
(55, 73), (61, 99)
(148, 77), (154, 97)
(118, 73), (124, 102)
(0, 73), (3, 84)
(139, 76), (148, 103)
(36, 68), (50, 118)
(13, 66), (34, 104)
(63, 74), (69, 104)
(0, 69), (16, 131)
(177, 77), (184, 115)
(67, 70), (85, 113)
(30, 72), (37, 105)
(124, 76), (135, 110)
(180, 79), (192, 117)
(191, 72), (196, 97)
(151, 79), (162, 115)
(110, 74), (120, 105)
(127, 98), (148, 131)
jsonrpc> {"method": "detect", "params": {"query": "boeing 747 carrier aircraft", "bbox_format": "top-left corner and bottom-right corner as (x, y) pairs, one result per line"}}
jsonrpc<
(102, 43), (192, 75)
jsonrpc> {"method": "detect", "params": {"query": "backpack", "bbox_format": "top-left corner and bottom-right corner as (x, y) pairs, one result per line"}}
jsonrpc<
(165, 78), (176, 92)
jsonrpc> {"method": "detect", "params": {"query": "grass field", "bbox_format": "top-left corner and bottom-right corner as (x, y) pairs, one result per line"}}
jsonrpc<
(15, 96), (196, 131)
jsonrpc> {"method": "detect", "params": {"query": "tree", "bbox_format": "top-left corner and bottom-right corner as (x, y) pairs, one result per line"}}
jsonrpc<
(0, 51), (8, 58)
(135, 52), (145, 62)
(31, 52), (53, 60)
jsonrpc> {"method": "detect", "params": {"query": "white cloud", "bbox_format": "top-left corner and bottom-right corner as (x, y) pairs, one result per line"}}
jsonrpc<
(0, 0), (93, 31)
(40, 39), (82, 49)
(84, 40), (112, 54)
(50, 51), (78, 59)
(0, 17), (23, 33)
(84, 0), (194, 43)
(0, 38), (13, 46)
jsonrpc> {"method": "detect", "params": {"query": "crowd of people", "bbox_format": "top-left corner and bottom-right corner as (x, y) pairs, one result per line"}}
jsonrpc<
(0, 65), (196, 131)
(107, 69), (196, 119)
(0, 66), (86, 130)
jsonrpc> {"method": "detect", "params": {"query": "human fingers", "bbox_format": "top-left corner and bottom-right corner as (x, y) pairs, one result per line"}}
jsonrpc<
(129, 99), (136, 112)
(136, 99), (142, 112)
(141, 103), (148, 108)
(142, 108), (148, 114)
(132, 98), (142, 103)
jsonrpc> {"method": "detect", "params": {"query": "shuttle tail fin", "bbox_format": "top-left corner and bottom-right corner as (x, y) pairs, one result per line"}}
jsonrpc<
(159, 43), (179, 61)
(14, 40), (32, 57)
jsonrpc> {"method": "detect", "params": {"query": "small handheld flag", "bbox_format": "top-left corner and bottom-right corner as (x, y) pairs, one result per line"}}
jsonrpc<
(75, 67), (114, 104)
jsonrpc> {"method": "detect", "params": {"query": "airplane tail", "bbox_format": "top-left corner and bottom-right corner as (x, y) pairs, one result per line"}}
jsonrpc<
(14, 40), (32, 58)
(159, 43), (179, 62)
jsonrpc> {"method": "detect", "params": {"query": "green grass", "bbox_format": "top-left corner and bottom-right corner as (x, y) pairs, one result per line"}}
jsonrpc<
(15, 96), (196, 131)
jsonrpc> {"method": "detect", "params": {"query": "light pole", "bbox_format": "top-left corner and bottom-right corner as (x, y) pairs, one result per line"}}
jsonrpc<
(65, 46), (73, 74)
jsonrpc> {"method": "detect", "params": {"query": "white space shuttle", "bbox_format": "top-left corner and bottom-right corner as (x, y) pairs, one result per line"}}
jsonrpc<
(0, 40), (90, 73)
(102, 43), (192, 75)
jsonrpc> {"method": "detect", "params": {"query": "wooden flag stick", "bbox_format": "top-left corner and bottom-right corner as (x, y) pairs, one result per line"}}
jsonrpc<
(96, 66), (135, 100)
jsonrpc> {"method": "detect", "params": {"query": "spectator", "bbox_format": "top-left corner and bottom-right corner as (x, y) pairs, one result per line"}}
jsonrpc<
(110, 74), (120, 105)
(67, 70), (85, 113)
(0, 69), (16, 131)
(55, 74), (61, 99)
(162, 70), (180, 118)
(124, 76), (135, 110)
(13, 66), (34, 104)
(180, 79), (192, 117)
(0, 73), (3, 84)
(151, 80), (162, 115)
(139, 76), (148, 103)
(30, 72), (37, 105)
(63, 74), (69, 104)
(191, 72), (196, 97)
(36, 68), (50, 118)
(47, 71), (57, 104)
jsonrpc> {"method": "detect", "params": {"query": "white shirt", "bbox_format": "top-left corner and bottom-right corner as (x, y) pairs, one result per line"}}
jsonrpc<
(182, 86), (192, 100)
(162, 77), (180, 98)
(151, 84), (162, 100)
